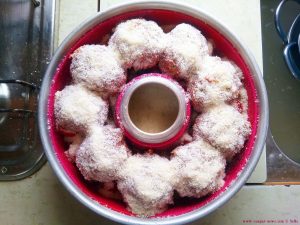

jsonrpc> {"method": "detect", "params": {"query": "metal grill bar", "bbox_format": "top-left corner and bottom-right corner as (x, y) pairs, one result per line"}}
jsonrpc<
(0, 0), (54, 180)
(0, 79), (39, 115)
(0, 79), (40, 90)
(0, 109), (36, 114)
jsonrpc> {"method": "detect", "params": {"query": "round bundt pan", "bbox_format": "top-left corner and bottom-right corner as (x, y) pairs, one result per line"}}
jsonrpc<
(38, 1), (269, 224)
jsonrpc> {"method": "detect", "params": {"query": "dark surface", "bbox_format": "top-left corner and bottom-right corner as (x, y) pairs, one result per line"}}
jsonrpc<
(0, 0), (55, 180)
(261, 0), (300, 181)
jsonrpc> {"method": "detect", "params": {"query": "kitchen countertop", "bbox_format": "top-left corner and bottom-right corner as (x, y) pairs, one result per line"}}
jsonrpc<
(0, 0), (300, 224)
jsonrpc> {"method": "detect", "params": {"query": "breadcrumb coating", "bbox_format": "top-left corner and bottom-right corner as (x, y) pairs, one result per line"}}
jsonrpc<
(70, 44), (126, 94)
(171, 140), (226, 198)
(159, 23), (209, 79)
(117, 154), (176, 217)
(188, 56), (242, 111)
(76, 125), (130, 182)
(193, 104), (251, 159)
(109, 19), (166, 71)
(54, 85), (108, 134)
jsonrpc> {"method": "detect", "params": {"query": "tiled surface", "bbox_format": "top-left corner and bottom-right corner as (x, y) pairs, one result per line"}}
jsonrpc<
(57, 0), (97, 44)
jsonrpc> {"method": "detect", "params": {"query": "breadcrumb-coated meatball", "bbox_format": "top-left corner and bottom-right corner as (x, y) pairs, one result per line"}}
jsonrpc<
(193, 104), (251, 159)
(117, 154), (176, 217)
(70, 45), (126, 94)
(159, 23), (209, 79)
(188, 56), (243, 111)
(171, 140), (226, 198)
(76, 125), (130, 182)
(109, 19), (166, 71)
(54, 85), (108, 134)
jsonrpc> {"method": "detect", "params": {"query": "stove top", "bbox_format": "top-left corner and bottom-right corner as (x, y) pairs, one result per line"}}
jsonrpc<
(0, 0), (56, 180)
(261, 0), (300, 182)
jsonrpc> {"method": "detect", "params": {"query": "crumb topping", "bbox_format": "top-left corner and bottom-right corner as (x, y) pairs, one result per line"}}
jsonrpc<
(109, 19), (166, 71)
(54, 84), (108, 133)
(70, 44), (126, 94)
(193, 104), (251, 159)
(171, 139), (226, 198)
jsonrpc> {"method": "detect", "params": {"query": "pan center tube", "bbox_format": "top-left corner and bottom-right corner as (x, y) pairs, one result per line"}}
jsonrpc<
(115, 73), (190, 149)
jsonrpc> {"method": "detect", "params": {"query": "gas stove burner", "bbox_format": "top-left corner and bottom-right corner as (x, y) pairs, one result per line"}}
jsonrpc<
(0, 83), (10, 125)
(0, 0), (55, 180)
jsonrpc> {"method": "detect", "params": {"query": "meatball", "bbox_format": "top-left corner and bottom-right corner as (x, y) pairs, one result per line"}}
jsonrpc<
(76, 125), (130, 182)
(117, 154), (176, 217)
(109, 19), (166, 71)
(193, 104), (251, 159)
(159, 23), (209, 79)
(188, 56), (243, 111)
(70, 45), (126, 94)
(54, 85), (108, 134)
(171, 140), (226, 198)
